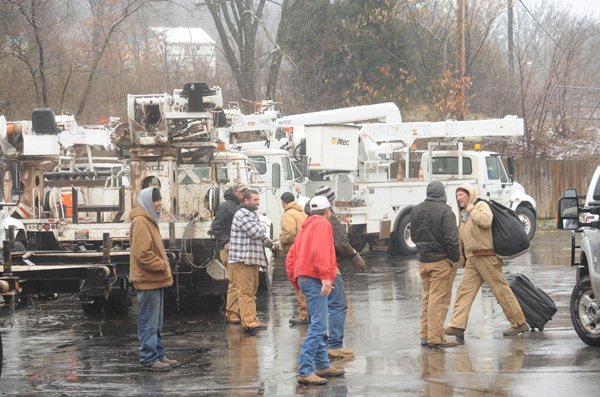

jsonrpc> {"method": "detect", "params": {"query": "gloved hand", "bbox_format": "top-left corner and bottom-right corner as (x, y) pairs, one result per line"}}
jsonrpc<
(351, 252), (367, 272)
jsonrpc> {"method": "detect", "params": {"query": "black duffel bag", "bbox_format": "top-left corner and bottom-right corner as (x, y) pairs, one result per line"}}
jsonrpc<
(477, 199), (530, 259)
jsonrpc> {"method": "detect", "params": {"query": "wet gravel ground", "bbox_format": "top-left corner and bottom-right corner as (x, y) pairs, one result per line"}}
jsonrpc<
(2, 228), (600, 396)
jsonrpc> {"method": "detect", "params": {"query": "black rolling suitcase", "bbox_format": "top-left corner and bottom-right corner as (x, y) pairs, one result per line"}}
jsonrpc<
(506, 273), (557, 331)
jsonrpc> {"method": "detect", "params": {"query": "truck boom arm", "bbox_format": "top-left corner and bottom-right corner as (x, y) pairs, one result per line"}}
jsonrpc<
(360, 115), (524, 149)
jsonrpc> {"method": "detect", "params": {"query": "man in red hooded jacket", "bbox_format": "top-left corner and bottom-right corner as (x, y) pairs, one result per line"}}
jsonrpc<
(286, 196), (344, 385)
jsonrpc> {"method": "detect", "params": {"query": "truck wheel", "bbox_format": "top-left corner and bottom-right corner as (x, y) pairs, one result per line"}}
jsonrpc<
(570, 276), (600, 347)
(81, 297), (106, 315)
(516, 207), (536, 240)
(394, 215), (418, 255)
(105, 291), (131, 314)
(348, 235), (367, 253)
(258, 249), (274, 291)
(13, 241), (26, 252)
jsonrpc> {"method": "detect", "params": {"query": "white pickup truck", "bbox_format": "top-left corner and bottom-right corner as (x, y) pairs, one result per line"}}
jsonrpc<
(557, 165), (600, 346)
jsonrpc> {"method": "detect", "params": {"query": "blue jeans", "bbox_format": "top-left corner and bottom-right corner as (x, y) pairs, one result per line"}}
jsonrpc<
(327, 274), (347, 349)
(137, 288), (165, 366)
(298, 276), (331, 377)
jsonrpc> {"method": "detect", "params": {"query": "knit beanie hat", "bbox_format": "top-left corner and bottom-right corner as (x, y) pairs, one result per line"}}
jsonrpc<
(315, 185), (336, 202)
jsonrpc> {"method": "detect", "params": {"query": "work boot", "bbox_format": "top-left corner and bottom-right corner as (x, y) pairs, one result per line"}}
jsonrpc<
(144, 360), (171, 372)
(420, 338), (428, 347)
(289, 316), (309, 325)
(328, 347), (355, 359)
(503, 323), (529, 336)
(159, 357), (178, 366)
(315, 366), (345, 377)
(444, 326), (465, 341)
(226, 313), (241, 324)
(297, 373), (328, 385)
(245, 321), (268, 333)
(428, 339), (460, 349)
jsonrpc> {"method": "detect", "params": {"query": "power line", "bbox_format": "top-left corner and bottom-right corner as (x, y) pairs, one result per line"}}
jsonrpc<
(517, 0), (564, 52)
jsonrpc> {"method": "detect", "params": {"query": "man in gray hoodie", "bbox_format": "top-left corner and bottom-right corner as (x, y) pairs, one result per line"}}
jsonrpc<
(410, 181), (461, 349)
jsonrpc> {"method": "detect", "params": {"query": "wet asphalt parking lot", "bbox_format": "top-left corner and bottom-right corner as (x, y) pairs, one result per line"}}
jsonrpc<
(1, 228), (600, 396)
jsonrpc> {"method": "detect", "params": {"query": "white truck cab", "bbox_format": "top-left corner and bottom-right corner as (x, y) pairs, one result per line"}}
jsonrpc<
(421, 149), (537, 238)
(242, 147), (308, 237)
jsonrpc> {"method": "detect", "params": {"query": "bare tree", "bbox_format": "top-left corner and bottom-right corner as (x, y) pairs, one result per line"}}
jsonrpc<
(5, 0), (58, 107)
(75, 0), (166, 118)
(513, 2), (599, 158)
(199, 0), (297, 110)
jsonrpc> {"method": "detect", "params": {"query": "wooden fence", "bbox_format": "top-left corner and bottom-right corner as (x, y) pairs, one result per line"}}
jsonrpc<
(512, 159), (599, 219)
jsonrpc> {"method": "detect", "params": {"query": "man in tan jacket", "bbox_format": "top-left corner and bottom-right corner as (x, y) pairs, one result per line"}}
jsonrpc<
(130, 187), (176, 371)
(445, 184), (528, 342)
(279, 192), (308, 325)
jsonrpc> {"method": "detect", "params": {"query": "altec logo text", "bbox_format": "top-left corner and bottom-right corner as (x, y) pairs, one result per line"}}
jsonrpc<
(331, 137), (350, 146)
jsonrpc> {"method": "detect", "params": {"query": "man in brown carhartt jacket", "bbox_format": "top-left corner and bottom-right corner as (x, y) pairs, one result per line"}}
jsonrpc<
(445, 183), (528, 342)
(279, 192), (309, 325)
(130, 187), (175, 372)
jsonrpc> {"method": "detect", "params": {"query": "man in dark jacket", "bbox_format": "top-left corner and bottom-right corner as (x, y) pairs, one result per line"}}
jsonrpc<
(210, 182), (247, 324)
(410, 181), (461, 349)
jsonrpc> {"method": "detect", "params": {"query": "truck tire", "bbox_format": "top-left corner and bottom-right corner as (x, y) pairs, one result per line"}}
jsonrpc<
(81, 297), (106, 315)
(570, 276), (600, 347)
(13, 241), (26, 252)
(394, 215), (418, 255)
(258, 250), (274, 291)
(105, 290), (131, 314)
(516, 206), (536, 240)
(348, 235), (367, 253)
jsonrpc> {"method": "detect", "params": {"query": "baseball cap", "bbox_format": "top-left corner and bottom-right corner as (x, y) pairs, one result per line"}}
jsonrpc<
(232, 182), (248, 192)
(280, 192), (295, 203)
(309, 195), (331, 211)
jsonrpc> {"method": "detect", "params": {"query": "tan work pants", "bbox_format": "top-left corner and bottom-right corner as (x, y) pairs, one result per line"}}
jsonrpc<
(228, 262), (260, 329)
(419, 259), (457, 344)
(220, 248), (239, 317)
(294, 288), (308, 320)
(449, 255), (526, 330)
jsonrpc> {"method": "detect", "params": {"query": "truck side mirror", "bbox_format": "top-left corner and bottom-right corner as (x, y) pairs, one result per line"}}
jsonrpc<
(563, 188), (578, 198)
(557, 196), (579, 230)
(300, 156), (309, 177)
(271, 163), (281, 188)
(206, 187), (220, 216)
(507, 157), (514, 181)
(10, 162), (21, 203)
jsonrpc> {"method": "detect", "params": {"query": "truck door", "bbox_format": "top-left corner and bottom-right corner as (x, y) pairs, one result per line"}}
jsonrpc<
(484, 155), (511, 206)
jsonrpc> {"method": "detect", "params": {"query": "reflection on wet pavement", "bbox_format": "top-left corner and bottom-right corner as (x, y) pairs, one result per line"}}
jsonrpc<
(2, 229), (600, 395)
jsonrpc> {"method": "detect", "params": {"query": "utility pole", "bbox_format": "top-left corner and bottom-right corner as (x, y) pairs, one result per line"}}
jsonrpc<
(457, 0), (466, 79)
(508, 0), (514, 77)
(457, 0), (466, 120)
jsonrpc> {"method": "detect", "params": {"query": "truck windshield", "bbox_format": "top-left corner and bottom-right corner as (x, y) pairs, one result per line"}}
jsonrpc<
(248, 156), (267, 175)
(282, 156), (293, 181)
(486, 156), (508, 183)
(431, 157), (472, 175)
(593, 175), (600, 200)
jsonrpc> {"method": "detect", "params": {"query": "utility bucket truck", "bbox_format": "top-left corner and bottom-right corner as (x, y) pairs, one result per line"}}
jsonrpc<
(273, 108), (536, 255)
(222, 101), (536, 255)
(8, 83), (277, 313)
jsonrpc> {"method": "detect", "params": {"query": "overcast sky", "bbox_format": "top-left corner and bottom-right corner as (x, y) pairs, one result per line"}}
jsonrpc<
(553, 0), (600, 19)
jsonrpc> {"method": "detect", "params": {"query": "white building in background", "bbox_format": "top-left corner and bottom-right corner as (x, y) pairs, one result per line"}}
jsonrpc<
(151, 27), (217, 72)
